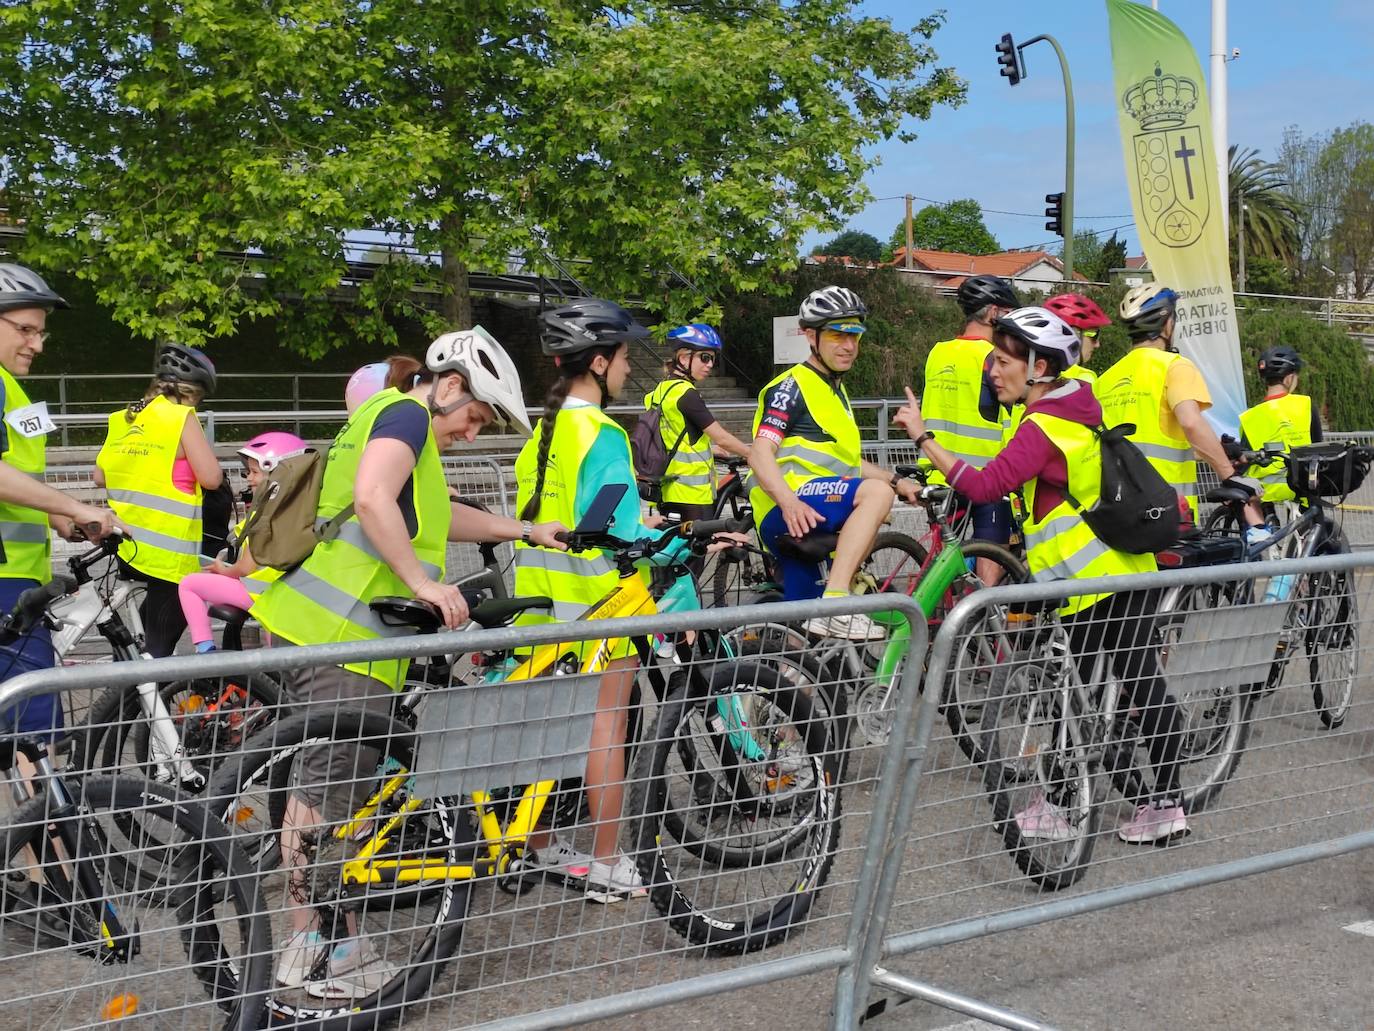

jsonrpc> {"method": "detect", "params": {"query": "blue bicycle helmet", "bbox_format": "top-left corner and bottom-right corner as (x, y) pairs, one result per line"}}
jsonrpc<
(666, 323), (723, 351)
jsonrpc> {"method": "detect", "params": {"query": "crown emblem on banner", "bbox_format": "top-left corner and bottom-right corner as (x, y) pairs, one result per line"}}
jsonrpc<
(1123, 63), (1199, 129)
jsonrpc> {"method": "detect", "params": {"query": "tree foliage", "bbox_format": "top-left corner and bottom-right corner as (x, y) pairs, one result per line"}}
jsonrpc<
(1059, 230), (1126, 283)
(1228, 144), (1300, 268)
(1320, 122), (1374, 300)
(815, 229), (883, 262)
(887, 198), (998, 256)
(0, 1), (966, 354)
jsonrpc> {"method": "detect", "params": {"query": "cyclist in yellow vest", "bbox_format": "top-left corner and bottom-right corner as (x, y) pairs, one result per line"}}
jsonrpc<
(260, 327), (563, 997)
(1098, 284), (1264, 530)
(0, 264), (118, 741)
(921, 275), (1021, 584)
(642, 322), (751, 528)
(750, 285), (919, 640)
(95, 344), (223, 657)
(515, 298), (694, 902)
(1238, 346), (1321, 504)
(895, 306), (1191, 844)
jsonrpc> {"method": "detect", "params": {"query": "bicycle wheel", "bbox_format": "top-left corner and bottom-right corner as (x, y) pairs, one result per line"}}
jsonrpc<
(81, 672), (281, 790)
(853, 531), (928, 695)
(1307, 537), (1358, 729)
(206, 708), (472, 1031)
(1143, 583), (1254, 814)
(941, 542), (1029, 764)
(0, 775), (271, 1030)
(981, 669), (1103, 892)
(729, 623), (847, 745)
(628, 661), (842, 953)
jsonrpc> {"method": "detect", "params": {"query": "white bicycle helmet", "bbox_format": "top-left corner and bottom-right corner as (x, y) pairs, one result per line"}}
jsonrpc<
(995, 307), (1081, 385)
(798, 285), (867, 328)
(426, 325), (532, 437)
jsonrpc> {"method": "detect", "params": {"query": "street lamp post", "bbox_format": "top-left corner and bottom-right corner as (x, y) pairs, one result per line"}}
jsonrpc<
(996, 32), (1077, 282)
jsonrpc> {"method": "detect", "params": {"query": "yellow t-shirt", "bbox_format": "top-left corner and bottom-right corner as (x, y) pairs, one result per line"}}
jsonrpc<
(1160, 357), (1210, 442)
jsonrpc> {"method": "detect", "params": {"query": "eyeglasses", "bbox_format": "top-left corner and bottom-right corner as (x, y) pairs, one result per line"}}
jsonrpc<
(694, 351), (718, 365)
(0, 315), (48, 344)
(1081, 329), (1098, 341)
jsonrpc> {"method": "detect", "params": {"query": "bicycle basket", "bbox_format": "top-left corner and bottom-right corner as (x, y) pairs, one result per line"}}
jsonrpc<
(1285, 443), (1370, 498)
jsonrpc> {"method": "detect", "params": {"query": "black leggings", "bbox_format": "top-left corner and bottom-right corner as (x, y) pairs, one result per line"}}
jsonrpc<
(1062, 589), (1183, 801)
(118, 560), (188, 659)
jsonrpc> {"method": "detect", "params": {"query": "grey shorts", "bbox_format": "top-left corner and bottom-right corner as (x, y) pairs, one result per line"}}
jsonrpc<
(284, 662), (396, 821)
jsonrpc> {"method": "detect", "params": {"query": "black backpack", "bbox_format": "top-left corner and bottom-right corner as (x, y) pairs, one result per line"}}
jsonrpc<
(1065, 423), (1180, 554)
(631, 380), (692, 502)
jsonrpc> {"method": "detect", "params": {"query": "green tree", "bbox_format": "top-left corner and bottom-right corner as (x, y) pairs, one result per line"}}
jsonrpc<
(1228, 145), (1301, 274)
(815, 229), (883, 262)
(1, 2), (966, 353)
(1054, 230), (1124, 283)
(887, 198), (998, 256)
(1320, 123), (1374, 299)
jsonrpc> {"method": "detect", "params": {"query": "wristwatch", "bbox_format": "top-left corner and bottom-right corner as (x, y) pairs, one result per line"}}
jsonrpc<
(520, 520), (533, 544)
(913, 430), (936, 448)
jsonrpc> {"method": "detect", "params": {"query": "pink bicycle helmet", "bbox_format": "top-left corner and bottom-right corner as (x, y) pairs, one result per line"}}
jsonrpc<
(345, 362), (391, 414)
(1044, 292), (1111, 330)
(237, 431), (308, 472)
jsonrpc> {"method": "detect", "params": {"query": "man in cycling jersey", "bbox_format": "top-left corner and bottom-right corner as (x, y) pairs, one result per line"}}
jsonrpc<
(749, 285), (918, 640)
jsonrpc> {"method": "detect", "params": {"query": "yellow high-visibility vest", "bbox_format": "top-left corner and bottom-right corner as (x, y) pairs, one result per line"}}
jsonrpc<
(645, 378), (715, 505)
(1098, 347), (1199, 517)
(1239, 392), (1312, 503)
(921, 338), (1003, 486)
(0, 365), (50, 582)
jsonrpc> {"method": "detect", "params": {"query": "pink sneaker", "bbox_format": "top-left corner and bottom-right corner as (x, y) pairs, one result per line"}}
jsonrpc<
(1118, 799), (1188, 844)
(1014, 794), (1074, 841)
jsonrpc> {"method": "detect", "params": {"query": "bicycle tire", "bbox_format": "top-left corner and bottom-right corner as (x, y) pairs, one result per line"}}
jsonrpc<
(0, 775), (272, 1029)
(940, 542), (1029, 764)
(729, 623), (846, 746)
(205, 708), (472, 1031)
(980, 672), (1103, 892)
(1308, 535), (1358, 729)
(628, 662), (842, 952)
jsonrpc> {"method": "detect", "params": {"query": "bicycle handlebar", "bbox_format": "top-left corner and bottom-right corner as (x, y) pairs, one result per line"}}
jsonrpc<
(0, 575), (77, 645)
(66, 530), (130, 585)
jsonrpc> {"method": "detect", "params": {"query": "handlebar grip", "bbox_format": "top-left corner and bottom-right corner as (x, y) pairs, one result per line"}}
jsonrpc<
(685, 515), (751, 539)
(10, 576), (76, 634)
(554, 530), (572, 544)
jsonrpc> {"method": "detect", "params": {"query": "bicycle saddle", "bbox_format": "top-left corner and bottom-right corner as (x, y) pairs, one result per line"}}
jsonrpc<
(1205, 485), (1253, 506)
(468, 595), (553, 629)
(208, 604), (250, 628)
(773, 531), (839, 561)
(372, 596), (444, 631)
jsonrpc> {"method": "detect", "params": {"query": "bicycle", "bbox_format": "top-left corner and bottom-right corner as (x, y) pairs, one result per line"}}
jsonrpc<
(204, 488), (843, 1029)
(692, 456), (780, 608)
(1201, 441), (1366, 728)
(0, 578), (271, 1030)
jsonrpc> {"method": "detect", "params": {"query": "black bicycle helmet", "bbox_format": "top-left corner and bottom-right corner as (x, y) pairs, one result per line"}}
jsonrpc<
(155, 343), (217, 394)
(0, 263), (69, 314)
(540, 298), (649, 357)
(1257, 346), (1302, 382)
(797, 285), (868, 329)
(956, 275), (1020, 318)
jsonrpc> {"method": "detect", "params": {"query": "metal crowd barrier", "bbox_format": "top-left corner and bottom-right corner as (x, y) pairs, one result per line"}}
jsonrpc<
(0, 594), (930, 1031)
(852, 552), (1374, 1027)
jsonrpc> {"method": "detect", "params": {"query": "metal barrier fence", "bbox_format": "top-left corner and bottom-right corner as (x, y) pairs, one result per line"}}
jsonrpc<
(0, 594), (931, 1031)
(850, 552), (1374, 1027)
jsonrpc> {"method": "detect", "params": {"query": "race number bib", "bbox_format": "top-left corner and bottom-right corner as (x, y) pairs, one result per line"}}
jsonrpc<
(5, 401), (55, 439)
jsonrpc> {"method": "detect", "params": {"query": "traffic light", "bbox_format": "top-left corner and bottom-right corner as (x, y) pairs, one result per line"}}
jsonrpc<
(995, 33), (1021, 86)
(1045, 192), (1065, 236)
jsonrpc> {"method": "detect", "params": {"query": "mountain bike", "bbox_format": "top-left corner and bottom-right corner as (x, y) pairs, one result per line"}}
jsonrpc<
(204, 488), (843, 1029)
(0, 578), (271, 1030)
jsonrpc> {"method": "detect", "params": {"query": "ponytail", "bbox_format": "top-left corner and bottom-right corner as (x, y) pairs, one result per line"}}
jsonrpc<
(125, 377), (203, 422)
(385, 354), (425, 392)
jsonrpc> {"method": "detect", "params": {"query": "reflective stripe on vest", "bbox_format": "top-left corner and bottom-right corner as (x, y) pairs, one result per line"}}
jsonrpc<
(1097, 347), (1199, 516)
(513, 404), (642, 658)
(0, 365), (51, 582)
(920, 338), (1003, 486)
(748, 362), (861, 524)
(253, 389), (449, 690)
(1022, 412), (1157, 616)
(646, 379), (716, 505)
(1239, 393), (1312, 503)
(98, 395), (203, 582)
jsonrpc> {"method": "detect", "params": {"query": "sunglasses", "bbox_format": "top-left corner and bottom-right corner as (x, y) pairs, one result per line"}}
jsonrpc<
(694, 351), (718, 365)
(822, 322), (866, 337)
(1082, 330), (1098, 341)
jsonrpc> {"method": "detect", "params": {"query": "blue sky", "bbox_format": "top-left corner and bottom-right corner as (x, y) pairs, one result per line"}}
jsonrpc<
(803, 0), (1374, 257)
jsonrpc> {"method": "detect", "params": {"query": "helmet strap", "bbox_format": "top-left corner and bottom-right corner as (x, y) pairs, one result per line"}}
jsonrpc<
(428, 380), (473, 418)
(807, 335), (845, 377)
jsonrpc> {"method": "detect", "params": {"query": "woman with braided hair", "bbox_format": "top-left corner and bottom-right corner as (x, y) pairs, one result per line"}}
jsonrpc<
(512, 297), (691, 903)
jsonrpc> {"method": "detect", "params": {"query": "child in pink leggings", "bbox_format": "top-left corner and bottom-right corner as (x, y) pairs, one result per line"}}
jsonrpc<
(178, 431), (307, 653)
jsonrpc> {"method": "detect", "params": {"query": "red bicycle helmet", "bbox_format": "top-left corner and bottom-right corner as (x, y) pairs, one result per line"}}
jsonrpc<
(1044, 293), (1111, 331)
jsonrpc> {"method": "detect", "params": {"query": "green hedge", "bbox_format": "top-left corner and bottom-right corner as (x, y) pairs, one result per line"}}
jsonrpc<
(720, 268), (1374, 431)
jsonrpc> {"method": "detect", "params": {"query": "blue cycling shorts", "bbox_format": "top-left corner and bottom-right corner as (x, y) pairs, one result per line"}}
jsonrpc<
(758, 476), (864, 600)
(970, 499), (1013, 546)
(0, 578), (60, 738)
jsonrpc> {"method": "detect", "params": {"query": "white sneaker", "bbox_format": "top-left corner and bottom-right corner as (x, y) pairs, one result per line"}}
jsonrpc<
(585, 854), (648, 904)
(803, 611), (886, 641)
(511, 834), (593, 878)
(276, 929), (328, 988)
(305, 935), (398, 1000)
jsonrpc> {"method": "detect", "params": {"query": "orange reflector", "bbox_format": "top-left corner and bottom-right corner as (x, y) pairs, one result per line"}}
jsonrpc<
(179, 695), (206, 714)
(232, 806), (256, 825)
(102, 995), (139, 1020)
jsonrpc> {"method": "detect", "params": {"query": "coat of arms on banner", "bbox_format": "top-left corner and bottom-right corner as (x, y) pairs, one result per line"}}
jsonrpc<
(1124, 63), (1208, 248)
